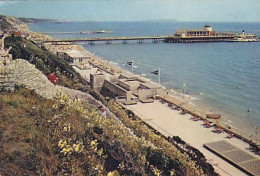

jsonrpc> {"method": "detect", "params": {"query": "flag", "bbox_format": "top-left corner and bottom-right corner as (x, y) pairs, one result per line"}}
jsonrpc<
(151, 70), (159, 75)
(127, 61), (133, 65)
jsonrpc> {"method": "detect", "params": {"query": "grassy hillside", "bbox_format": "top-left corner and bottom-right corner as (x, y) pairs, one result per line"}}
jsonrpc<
(0, 87), (199, 175)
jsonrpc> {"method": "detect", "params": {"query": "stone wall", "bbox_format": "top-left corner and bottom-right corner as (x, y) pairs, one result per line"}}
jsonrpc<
(0, 54), (14, 91)
(0, 65), (14, 91)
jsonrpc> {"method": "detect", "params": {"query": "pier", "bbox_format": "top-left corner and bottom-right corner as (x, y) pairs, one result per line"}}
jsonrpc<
(40, 30), (114, 35)
(40, 25), (258, 44)
(42, 36), (168, 44)
(42, 35), (239, 45)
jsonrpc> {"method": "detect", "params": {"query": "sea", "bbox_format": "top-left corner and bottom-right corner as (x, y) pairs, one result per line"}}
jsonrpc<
(29, 21), (260, 138)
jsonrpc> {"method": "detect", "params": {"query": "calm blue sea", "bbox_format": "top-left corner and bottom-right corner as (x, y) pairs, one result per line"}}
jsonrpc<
(29, 21), (260, 135)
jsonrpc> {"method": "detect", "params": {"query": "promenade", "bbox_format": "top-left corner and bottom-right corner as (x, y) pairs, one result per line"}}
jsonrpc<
(124, 100), (259, 176)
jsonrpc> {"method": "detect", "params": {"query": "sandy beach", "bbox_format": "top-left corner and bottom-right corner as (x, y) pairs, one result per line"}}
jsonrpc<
(124, 100), (259, 176)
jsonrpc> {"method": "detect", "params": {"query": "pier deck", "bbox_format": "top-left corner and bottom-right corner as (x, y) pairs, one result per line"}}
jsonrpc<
(41, 35), (238, 44)
(43, 36), (168, 44)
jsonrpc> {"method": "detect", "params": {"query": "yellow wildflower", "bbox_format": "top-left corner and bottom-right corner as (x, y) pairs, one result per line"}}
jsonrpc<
(107, 170), (120, 176)
(90, 140), (97, 146)
(61, 145), (73, 155)
(72, 141), (84, 153)
(97, 148), (103, 156)
(52, 104), (58, 109)
(58, 139), (67, 148)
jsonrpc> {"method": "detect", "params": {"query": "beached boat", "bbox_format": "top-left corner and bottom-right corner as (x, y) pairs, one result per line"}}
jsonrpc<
(206, 114), (221, 119)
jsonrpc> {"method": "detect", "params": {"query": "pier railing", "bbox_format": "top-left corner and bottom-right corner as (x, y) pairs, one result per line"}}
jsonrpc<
(42, 36), (169, 44)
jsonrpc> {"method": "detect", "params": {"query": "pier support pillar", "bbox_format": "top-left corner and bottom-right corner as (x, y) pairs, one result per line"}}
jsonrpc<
(152, 39), (160, 43)
(122, 40), (128, 44)
(137, 39), (144, 43)
(89, 41), (95, 45)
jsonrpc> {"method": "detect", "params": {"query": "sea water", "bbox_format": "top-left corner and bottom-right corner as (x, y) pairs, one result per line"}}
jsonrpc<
(29, 21), (260, 137)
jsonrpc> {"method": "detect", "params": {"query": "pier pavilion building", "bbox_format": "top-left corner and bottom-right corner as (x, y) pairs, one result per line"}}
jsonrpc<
(174, 24), (235, 38)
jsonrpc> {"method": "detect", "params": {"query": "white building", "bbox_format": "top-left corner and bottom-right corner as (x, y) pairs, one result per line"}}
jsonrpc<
(57, 50), (90, 67)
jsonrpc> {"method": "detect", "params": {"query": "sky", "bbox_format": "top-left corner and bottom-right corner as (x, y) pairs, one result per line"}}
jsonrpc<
(0, 0), (259, 22)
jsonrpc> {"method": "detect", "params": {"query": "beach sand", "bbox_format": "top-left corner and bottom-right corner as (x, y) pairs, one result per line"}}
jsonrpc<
(125, 100), (259, 176)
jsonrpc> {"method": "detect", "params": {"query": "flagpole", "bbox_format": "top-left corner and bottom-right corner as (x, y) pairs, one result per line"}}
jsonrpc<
(158, 68), (160, 84)
(182, 83), (186, 102)
(132, 60), (134, 73)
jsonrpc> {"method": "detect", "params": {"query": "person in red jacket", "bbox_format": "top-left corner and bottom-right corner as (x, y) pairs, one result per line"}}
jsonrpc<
(48, 72), (58, 85)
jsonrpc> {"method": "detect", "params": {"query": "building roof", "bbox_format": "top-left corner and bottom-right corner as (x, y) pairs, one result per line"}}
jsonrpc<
(176, 28), (209, 33)
(120, 72), (139, 79)
(176, 25), (213, 33)
(140, 82), (161, 89)
(119, 79), (140, 87)
(204, 24), (211, 27)
(65, 50), (87, 58)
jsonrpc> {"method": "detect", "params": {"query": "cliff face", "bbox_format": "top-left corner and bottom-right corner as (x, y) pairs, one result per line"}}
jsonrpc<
(0, 15), (15, 31)
(18, 17), (60, 23)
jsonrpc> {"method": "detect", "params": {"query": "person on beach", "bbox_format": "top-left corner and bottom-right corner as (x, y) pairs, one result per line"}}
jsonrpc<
(98, 106), (107, 118)
(227, 131), (234, 138)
